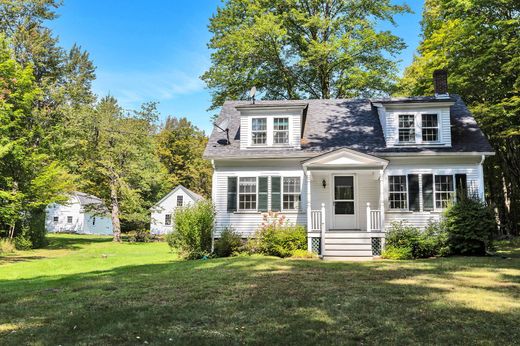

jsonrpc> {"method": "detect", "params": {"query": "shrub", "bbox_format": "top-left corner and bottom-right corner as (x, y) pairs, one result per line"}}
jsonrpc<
(214, 227), (242, 257)
(14, 235), (33, 250)
(443, 195), (496, 255)
(0, 239), (15, 254)
(127, 229), (151, 243)
(246, 212), (307, 258)
(166, 200), (214, 260)
(382, 246), (413, 260)
(290, 249), (318, 259)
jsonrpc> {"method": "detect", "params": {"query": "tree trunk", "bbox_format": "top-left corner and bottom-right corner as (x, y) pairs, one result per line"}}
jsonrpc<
(110, 178), (121, 242)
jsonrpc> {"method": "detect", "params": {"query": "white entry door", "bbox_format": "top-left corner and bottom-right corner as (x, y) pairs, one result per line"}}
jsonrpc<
(332, 175), (356, 229)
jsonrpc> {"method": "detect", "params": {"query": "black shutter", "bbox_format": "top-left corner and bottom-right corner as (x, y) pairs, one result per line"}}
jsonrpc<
(455, 174), (468, 200)
(227, 177), (237, 212)
(408, 174), (420, 212)
(271, 176), (281, 212)
(258, 177), (268, 212)
(422, 174), (434, 211)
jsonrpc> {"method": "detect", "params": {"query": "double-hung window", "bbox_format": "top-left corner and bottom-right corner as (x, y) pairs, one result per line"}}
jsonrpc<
(398, 115), (415, 143)
(165, 214), (172, 226)
(282, 177), (300, 210)
(53, 216), (59, 223)
(67, 216), (73, 224)
(389, 176), (408, 209)
(251, 118), (267, 145)
(435, 175), (454, 209)
(177, 195), (183, 207)
(273, 117), (289, 145)
(422, 114), (439, 142)
(239, 177), (257, 210)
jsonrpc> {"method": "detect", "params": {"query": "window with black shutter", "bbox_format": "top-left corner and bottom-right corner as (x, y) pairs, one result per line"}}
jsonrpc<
(227, 177), (237, 212)
(271, 176), (281, 212)
(422, 174), (434, 211)
(408, 174), (420, 211)
(455, 174), (468, 200)
(258, 177), (268, 212)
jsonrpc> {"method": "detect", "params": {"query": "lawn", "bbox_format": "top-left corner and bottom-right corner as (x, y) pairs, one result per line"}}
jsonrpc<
(0, 235), (519, 345)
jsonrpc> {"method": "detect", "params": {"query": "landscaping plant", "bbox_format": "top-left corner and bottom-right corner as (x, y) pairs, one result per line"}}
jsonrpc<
(166, 200), (214, 259)
(214, 227), (242, 257)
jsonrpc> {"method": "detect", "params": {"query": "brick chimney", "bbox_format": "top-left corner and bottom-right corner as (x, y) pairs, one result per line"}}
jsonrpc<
(433, 69), (449, 98)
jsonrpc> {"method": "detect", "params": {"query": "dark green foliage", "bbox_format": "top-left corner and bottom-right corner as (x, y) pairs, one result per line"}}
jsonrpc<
(14, 235), (32, 251)
(214, 227), (242, 257)
(166, 201), (214, 260)
(443, 196), (496, 255)
(26, 209), (48, 249)
(383, 221), (447, 259)
(246, 212), (307, 258)
(126, 230), (151, 243)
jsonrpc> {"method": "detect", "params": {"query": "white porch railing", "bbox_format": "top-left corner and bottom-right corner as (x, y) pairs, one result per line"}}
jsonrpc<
(309, 203), (326, 256)
(310, 210), (322, 231)
(366, 202), (382, 232)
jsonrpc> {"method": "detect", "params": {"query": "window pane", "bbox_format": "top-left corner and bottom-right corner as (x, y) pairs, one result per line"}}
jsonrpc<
(422, 114), (438, 127)
(399, 115), (415, 143)
(274, 131), (289, 144)
(274, 118), (288, 130)
(389, 176), (407, 209)
(252, 118), (266, 131)
(283, 177), (300, 193)
(239, 177), (256, 193)
(334, 176), (354, 200)
(283, 194), (300, 210)
(252, 132), (267, 144)
(335, 201), (354, 215)
(422, 128), (438, 141)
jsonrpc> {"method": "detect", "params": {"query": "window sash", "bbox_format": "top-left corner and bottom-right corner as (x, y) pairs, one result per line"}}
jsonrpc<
(251, 118), (267, 145)
(435, 175), (454, 209)
(398, 115), (416, 143)
(389, 175), (408, 210)
(67, 216), (73, 223)
(282, 177), (300, 210)
(238, 177), (257, 210)
(53, 216), (59, 223)
(177, 195), (183, 207)
(273, 117), (289, 144)
(165, 214), (172, 225)
(421, 114), (439, 142)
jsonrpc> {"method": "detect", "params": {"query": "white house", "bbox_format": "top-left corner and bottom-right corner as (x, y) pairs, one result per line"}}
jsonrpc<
(150, 185), (204, 235)
(45, 192), (113, 235)
(203, 70), (494, 260)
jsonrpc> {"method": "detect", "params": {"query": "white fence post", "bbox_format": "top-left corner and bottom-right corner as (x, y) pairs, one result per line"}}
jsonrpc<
(306, 171), (312, 252)
(320, 202), (326, 257)
(366, 202), (371, 232)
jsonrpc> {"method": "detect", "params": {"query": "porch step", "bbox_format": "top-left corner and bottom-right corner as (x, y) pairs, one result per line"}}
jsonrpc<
(324, 250), (373, 257)
(325, 244), (372, 251)
(325, 238), (372, 244)
(323, 256), (374, 261)
(325, 232), (372, 239)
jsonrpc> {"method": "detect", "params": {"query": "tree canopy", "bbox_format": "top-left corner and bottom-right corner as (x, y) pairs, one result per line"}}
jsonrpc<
(202, 0), (410, 109)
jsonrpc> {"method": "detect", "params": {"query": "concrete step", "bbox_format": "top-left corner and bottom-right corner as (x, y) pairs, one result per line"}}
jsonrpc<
(324, 250), (373, 257)
(325, 238), (372, 245)
(324, 244), (372, 251)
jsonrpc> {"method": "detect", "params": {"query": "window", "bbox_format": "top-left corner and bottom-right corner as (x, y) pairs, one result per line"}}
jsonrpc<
(273, 117), (289, 144)
(239, 177), (257, 210)
(92, 217), (96, 225)
(283, 177), (300, 210)
(389, 176), (408, 209)
(177, 195), (183, 207)
(53, 216), (59, 223)
(422, 114), (439, 142)
(251, 118), (267, 145)
(67, 216), (73, 224)
(334, 176), (355, 214)
(435, 175), (454, 209)
(398, 115), (415, 143)
(165, 214), (172, 226)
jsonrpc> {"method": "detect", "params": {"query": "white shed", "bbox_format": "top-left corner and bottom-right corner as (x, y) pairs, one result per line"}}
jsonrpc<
(45, 192), (113, 235)
(150, 185), (204, 235)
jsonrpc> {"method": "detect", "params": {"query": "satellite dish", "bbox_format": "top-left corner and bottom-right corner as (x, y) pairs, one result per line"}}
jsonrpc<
(213, 120), (230, 145)
(249, 86), (256, 104)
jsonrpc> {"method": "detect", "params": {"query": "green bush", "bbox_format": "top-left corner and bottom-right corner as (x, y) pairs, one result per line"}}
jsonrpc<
(0, 238), (15, 254)
(166, 200), (214, 260)
(246, 212), (307, 258)
(127, 229), (151, 243)
(382, 246), (413, 260)
(214, 227), (242, 257)
(24, 209), (48, 249)
(290, 249), (318, 259)
(14, 235), (33, 250)
(443, 196), (496, 255)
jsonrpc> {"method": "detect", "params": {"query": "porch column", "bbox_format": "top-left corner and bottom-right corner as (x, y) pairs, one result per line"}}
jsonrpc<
(306, 170), (312, 251)
(379, 169), (385, 231)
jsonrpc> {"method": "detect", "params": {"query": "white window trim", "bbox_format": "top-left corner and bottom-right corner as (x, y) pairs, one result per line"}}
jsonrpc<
(251, 117), (268, 146)
(238, 176), (258, 211)
(165, 214), (172, 226)
(273, 117), (290, 145)
(388, 175), (409, 211)
(248, 116), (292, 147)
(421, 113), (440, 144)
(433, 174), (455, 211)
(395, 111), (443, 145)
(282, 176), (301, 211)
(397, 114), (416, 144)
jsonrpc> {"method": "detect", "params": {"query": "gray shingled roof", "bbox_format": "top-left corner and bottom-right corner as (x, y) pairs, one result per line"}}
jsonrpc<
(203, 95), (493, 159)
(72, 192), (109, 213)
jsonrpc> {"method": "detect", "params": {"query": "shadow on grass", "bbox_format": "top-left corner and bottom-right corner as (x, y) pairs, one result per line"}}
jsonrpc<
(45, 234), (112, 250)
(0, 256), (519, 345)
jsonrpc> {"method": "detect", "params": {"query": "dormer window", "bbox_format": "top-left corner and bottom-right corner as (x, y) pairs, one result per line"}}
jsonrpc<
(273, 117), (289, 145)
(251, 118), (267, 145)
(398, 114), (415, 143)
(422, 114), (439, 142)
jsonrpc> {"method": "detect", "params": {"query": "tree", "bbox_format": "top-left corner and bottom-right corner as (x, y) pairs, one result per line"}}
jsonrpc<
(0, 37), (73, 242)
(202, 0), (410, 109)
(74, 97), (167, 241)
(398, 0), (520, 236)
(155, 117), (212, 197)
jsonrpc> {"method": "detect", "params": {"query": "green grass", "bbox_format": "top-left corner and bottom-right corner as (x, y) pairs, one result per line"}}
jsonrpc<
(0, 234), (519, 345)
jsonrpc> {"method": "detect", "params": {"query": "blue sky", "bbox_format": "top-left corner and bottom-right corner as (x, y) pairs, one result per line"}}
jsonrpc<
(48, 0), (423, 134)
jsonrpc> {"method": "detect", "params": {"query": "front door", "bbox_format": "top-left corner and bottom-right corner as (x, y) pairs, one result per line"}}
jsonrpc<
(332, 175), (356, 229)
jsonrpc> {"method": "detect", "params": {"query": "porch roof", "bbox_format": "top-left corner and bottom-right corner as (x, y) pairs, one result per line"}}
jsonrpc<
(302, 148), (388, 170)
